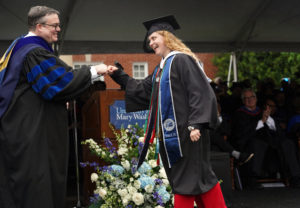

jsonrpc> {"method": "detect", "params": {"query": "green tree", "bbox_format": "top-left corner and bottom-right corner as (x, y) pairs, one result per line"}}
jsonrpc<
(212, 52), (300, 88)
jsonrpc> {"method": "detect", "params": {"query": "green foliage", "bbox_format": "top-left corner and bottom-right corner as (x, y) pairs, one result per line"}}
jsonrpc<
(212, 52), (300, 88)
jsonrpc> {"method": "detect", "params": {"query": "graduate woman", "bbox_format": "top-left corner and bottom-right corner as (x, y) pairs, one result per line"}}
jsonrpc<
(110, 15), (227, 208)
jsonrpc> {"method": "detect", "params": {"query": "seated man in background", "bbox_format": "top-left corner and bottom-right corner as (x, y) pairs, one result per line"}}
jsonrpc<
(210, 102), (254, 165)
(230, 88), (300, 188)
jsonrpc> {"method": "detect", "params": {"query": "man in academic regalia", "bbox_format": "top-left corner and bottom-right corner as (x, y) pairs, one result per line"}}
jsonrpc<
(110, 15), (227, 208)
(231, 89), (300, 188)
(0, 6), (115, 208)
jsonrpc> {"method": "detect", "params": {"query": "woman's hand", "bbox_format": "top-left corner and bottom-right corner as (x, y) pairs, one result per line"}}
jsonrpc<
(190, 129), (201, 142)
(107, 65), (118, 75)
(262, 105), (271, 123)
(94, 64), (118, 75)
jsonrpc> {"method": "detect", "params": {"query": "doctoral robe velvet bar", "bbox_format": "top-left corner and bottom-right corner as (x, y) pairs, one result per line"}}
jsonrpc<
(0, 40), (91, 208)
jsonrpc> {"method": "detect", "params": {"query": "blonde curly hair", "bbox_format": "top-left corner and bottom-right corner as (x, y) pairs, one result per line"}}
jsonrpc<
(156, 30), (199, 62)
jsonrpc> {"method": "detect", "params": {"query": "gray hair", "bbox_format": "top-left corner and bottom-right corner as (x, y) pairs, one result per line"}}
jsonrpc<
(241, 88), (256, 100)
(28, 6), (60, 30)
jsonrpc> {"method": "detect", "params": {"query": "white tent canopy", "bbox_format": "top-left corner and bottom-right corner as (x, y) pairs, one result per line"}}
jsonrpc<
(1, 0), (300, 55)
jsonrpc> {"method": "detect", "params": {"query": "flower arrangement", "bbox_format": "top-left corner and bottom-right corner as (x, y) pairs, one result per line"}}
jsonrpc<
(81, 124), (173, 208)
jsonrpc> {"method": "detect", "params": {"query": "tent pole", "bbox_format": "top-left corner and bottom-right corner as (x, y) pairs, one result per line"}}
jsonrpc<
(227, 53), (233, 87)
(233, 52), (238, 82)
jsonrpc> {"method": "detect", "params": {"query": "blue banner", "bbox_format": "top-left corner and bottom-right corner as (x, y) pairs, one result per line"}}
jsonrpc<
(110, 100), (148, 129)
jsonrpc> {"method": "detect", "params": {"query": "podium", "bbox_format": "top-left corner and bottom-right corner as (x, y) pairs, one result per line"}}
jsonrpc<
(81, 89), (125, 202)
(82, 89), (125, 140)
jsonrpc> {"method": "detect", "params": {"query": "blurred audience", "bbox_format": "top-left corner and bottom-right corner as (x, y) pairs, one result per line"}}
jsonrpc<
(229, 89), (300, 188)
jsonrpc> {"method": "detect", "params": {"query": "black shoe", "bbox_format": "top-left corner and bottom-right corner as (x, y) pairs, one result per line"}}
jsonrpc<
(238, 152), (254, 165)
(246, 177), (264, 190)
(290, 176), (300, 188)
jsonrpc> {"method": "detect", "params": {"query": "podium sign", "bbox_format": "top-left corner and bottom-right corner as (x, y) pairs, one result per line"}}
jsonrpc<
(109, 100), (148, 129)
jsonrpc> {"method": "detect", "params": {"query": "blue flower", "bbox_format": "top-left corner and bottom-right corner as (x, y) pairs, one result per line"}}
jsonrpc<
(156, 186), (170, 204)
(80, 162), (88, 168)
(155, 178), (163, 185)
(138, 142), (144, 154)
(138, 162), (151, 175)
(89, 193), (100, 203)
(131, 158), (138, 166)
(110, 165), (125, 176)
(138, 175), (155, 189)
(89, 162), (99, 167)
(104, 138), (117, 154)
(104, 137), (113, 148)
(153, 191), (164, 206)
(132, 127), (137, 134)
(100, 165), (112, 173)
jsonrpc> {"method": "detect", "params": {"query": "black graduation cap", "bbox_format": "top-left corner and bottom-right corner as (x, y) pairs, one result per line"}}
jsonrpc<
(142, 15), (180, 53)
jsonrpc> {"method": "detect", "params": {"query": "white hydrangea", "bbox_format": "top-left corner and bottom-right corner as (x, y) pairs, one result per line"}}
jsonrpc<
(155, 206), (164, 208)
(132, 192), (144, 205)
(117, 147), (128, 156)
(162, 179), (169, 186)
(145, 184), (154, 193)
(121, 160), (130, 171)
(151, 174), (158, 179)
(159, 168), (167, 179)
(122, 198), (129, 206)
(98, 188), (107, 199)
(138, 136), (145, 143)
(134, 180), (141, 189)
(127, 185), (137, 195)
(90, 173), (98, 182)
(134, 171), (140, 178)
(148, 159), (157, 168)
(117, 189), (128, 197)
(95, 148), (102, 154)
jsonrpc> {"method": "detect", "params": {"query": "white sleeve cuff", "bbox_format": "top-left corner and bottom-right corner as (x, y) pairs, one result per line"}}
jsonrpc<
(90, 66), (98, 79)
(266, 116), (276, 131)
(90, 66), (104, 84)
(256, 120), (264, 130)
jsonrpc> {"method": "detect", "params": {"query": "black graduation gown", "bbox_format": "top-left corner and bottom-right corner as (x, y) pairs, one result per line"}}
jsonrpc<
(111, 53), (219, 195)
(0, 47), (91, 208)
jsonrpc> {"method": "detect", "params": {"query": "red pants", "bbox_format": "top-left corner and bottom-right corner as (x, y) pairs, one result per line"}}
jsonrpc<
(174, 183), (227, 208)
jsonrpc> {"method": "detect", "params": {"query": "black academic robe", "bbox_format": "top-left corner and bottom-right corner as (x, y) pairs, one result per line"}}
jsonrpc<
(231, 107), (300, 178)
(111, 53), (219, 195)
(0, 47), (91, 208)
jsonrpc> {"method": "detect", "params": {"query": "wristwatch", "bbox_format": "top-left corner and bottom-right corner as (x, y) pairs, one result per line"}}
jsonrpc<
(188, 126), (195, 131)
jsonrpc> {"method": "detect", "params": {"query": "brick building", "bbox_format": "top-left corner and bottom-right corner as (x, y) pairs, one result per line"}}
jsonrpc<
(61, 53), (218, 89)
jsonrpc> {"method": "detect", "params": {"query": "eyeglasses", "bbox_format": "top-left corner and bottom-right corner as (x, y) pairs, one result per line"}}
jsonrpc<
(41, 23), (61, 30)
(243, 95), (256, 100)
